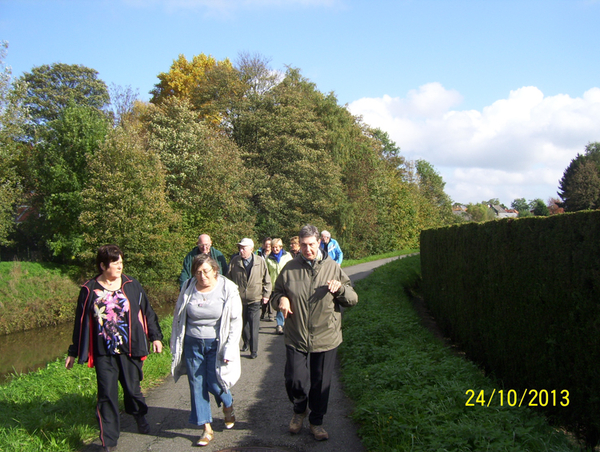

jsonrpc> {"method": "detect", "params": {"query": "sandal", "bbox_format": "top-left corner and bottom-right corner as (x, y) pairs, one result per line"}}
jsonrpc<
(223, 405), (235, 429)
(195, 431), (214, 447)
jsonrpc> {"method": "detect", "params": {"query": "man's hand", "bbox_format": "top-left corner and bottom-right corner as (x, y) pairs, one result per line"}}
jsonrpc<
(65, 355), (75, 370)
(279, 296), (293, 318)
(262, 297), (269, 305)
(152, 340), (163, 354)
(327, 280), (342, 294)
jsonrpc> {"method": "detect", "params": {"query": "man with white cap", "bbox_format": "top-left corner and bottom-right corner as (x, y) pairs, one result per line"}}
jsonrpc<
(227, 238), (271, 359)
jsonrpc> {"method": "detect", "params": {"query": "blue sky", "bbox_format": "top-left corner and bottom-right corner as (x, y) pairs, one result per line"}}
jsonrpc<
(2, 0), (599, 206)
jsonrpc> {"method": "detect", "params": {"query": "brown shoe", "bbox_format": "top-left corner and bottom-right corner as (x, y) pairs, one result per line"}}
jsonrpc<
(223, 405), (235, 429)
(310, 423), (329, 440)
(289, 409), (308, 434)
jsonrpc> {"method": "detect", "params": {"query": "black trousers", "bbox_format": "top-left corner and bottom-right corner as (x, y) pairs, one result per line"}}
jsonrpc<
(94, 354), (147, 448)
(284, 345), (337, 426)
(242, 302), (261, 354)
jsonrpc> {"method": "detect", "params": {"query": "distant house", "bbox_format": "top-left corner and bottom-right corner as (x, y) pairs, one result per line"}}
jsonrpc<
(490, 205), (518, 219)
(452, 204), (470, 220)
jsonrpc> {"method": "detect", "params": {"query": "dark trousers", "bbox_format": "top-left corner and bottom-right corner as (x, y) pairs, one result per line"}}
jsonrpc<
(95, 354), (147, 448)
(242, 302), (261, 354)
(260, 300), (272, 319)
(284, 345), (337, 426)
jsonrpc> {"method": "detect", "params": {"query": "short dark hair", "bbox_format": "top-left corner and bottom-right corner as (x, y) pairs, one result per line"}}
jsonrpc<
(299, 224), (319, 240)
(96, 245), (123, 274)
(191, 253), (220, 276)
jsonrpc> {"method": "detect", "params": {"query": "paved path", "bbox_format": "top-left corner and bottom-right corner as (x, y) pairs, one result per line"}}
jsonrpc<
(83, 256), (407, 452)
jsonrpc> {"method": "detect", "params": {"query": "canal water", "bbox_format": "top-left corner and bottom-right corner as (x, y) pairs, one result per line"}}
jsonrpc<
(0, 303), (175, 383)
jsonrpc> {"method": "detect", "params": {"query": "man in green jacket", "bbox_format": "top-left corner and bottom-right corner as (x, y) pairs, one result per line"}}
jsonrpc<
(178, 234), (229, 287)
(270, 224), (358, 441)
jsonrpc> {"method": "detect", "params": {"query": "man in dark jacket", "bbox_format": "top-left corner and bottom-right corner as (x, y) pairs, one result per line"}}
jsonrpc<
(179, 234), (229, 287)
(271, 225), (358, 441)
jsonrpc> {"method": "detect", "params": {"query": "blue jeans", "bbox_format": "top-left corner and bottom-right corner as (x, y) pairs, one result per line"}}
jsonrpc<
(276, 311), (284, 327)
(184, 336), (233, 425)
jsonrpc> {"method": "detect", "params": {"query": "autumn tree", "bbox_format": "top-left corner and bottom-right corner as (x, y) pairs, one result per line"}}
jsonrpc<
(547, 197), (564, 215)
(150, 54), (243, 127)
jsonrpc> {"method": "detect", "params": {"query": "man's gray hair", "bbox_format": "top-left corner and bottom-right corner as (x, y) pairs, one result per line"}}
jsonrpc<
(299, 224), (320, 240)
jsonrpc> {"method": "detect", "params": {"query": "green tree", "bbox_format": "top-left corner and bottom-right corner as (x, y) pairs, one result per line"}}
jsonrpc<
(467, 202), (496, 222)
(531, 198), (549, 216)
(0, 41), (26, 246)
(144, 97), (253, 253)
(231, 68), (344, 241)
(27, 103), (110, 261)
(416, 159), (453, 224)
(19, 63), (109, 133)
(511, 198), (533, 217)
(79, 120), (185, 284)
(558, 144), (600, 211)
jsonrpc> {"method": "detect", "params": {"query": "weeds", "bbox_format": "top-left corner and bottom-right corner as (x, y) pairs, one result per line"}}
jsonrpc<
(340, 255), (578, 451)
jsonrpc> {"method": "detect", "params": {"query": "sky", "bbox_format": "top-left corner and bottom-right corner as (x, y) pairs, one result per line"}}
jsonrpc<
(1, 0), (599, 206)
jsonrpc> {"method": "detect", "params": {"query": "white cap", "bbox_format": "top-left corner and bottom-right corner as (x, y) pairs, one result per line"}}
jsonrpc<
(238, 238), (254, 247)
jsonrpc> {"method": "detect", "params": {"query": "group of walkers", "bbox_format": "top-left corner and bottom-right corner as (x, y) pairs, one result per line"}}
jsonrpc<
(65, 224), (356, 451)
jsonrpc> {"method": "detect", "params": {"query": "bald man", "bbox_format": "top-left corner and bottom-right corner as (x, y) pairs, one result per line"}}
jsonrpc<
(179, 234), (229, 287)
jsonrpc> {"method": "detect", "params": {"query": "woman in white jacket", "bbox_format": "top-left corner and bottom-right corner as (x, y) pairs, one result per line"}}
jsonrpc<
(171, 254), (242, 447)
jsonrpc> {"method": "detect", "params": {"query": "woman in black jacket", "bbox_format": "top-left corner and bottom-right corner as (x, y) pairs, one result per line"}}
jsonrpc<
(65, 245), (163, 452)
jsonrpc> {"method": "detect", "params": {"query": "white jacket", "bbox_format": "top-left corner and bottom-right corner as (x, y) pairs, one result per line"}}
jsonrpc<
(170, 275), (243, 392)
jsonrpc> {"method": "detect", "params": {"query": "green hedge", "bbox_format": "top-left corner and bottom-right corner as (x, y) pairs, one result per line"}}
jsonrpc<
(420, 211), (600, 447)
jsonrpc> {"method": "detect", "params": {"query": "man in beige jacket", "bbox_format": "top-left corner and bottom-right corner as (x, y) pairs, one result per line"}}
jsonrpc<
(227, 238), (271, 359)
(270, 225), (358, 441)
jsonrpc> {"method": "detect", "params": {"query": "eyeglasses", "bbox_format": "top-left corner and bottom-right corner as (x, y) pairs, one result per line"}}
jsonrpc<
(195, 268), (214, 277)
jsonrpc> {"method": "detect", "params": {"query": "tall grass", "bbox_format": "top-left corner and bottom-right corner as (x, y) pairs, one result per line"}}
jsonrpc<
(0, 316), (173, 452)
(340, 255), (579, 451)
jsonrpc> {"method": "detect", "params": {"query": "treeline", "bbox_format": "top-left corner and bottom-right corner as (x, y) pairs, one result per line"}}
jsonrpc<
(0, 45), (455, 284)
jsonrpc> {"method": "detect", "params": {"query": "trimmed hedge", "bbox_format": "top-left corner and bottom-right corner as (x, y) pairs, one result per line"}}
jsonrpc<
(420, 211), (600, 448)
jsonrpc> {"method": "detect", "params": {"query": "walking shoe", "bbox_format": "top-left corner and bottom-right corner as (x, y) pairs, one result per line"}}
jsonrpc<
(223, 404), (235, 429)
(276, 325), (284, 335)
(289, 409), (308, 434)
(250, 352), (258, 359)
(310, 423), (329, 441)
(134, 414), (150, 434)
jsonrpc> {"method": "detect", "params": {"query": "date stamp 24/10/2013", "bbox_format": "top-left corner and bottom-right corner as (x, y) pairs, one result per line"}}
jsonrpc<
(465, 389), (569, 407)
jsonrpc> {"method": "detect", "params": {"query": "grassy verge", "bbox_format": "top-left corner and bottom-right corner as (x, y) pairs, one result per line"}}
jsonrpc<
(0, 316), (173, 452)
(0, 262), (81, 335)
(340, 255), (578, 451)
(341, 249), (419, 268)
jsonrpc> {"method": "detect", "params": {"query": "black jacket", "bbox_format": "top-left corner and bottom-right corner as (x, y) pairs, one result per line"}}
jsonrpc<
(67, 274), (163, 367)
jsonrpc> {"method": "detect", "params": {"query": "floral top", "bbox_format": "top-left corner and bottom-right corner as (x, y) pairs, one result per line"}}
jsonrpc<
(93, 281), (130, 355)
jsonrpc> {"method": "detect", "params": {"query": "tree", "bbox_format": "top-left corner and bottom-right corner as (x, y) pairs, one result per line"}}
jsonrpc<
(144, 97), (254, 252)
(531, 198), (549, 216)
(547, 197), (564, 215)
(0, 41), (26, 246)
(511, 198), (532, 217)
(558, 142), (600, 212)
(27, 103), (110, 261)
(79, 120), (185, 284)
(19, 63), (109, 133)
(150, 54), (243, 127)
(415, 159), (453, 224)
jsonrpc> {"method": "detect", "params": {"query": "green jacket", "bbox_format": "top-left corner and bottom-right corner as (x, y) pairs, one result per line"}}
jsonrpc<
(179, 247), (229, 288)
(270, 252), (358, 353)
(227, 254), (272, 304)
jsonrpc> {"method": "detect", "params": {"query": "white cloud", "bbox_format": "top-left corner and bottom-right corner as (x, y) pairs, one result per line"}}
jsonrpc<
(348, 84), (600, 204)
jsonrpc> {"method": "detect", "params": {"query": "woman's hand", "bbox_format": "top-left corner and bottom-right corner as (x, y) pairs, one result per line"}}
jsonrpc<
(65, 355), (75, 369)
(152, 340), (163, 353)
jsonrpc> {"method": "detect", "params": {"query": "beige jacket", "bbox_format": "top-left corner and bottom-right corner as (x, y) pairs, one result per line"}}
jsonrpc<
(227, 254), (272, 304)
(270, 252), (358, 353)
